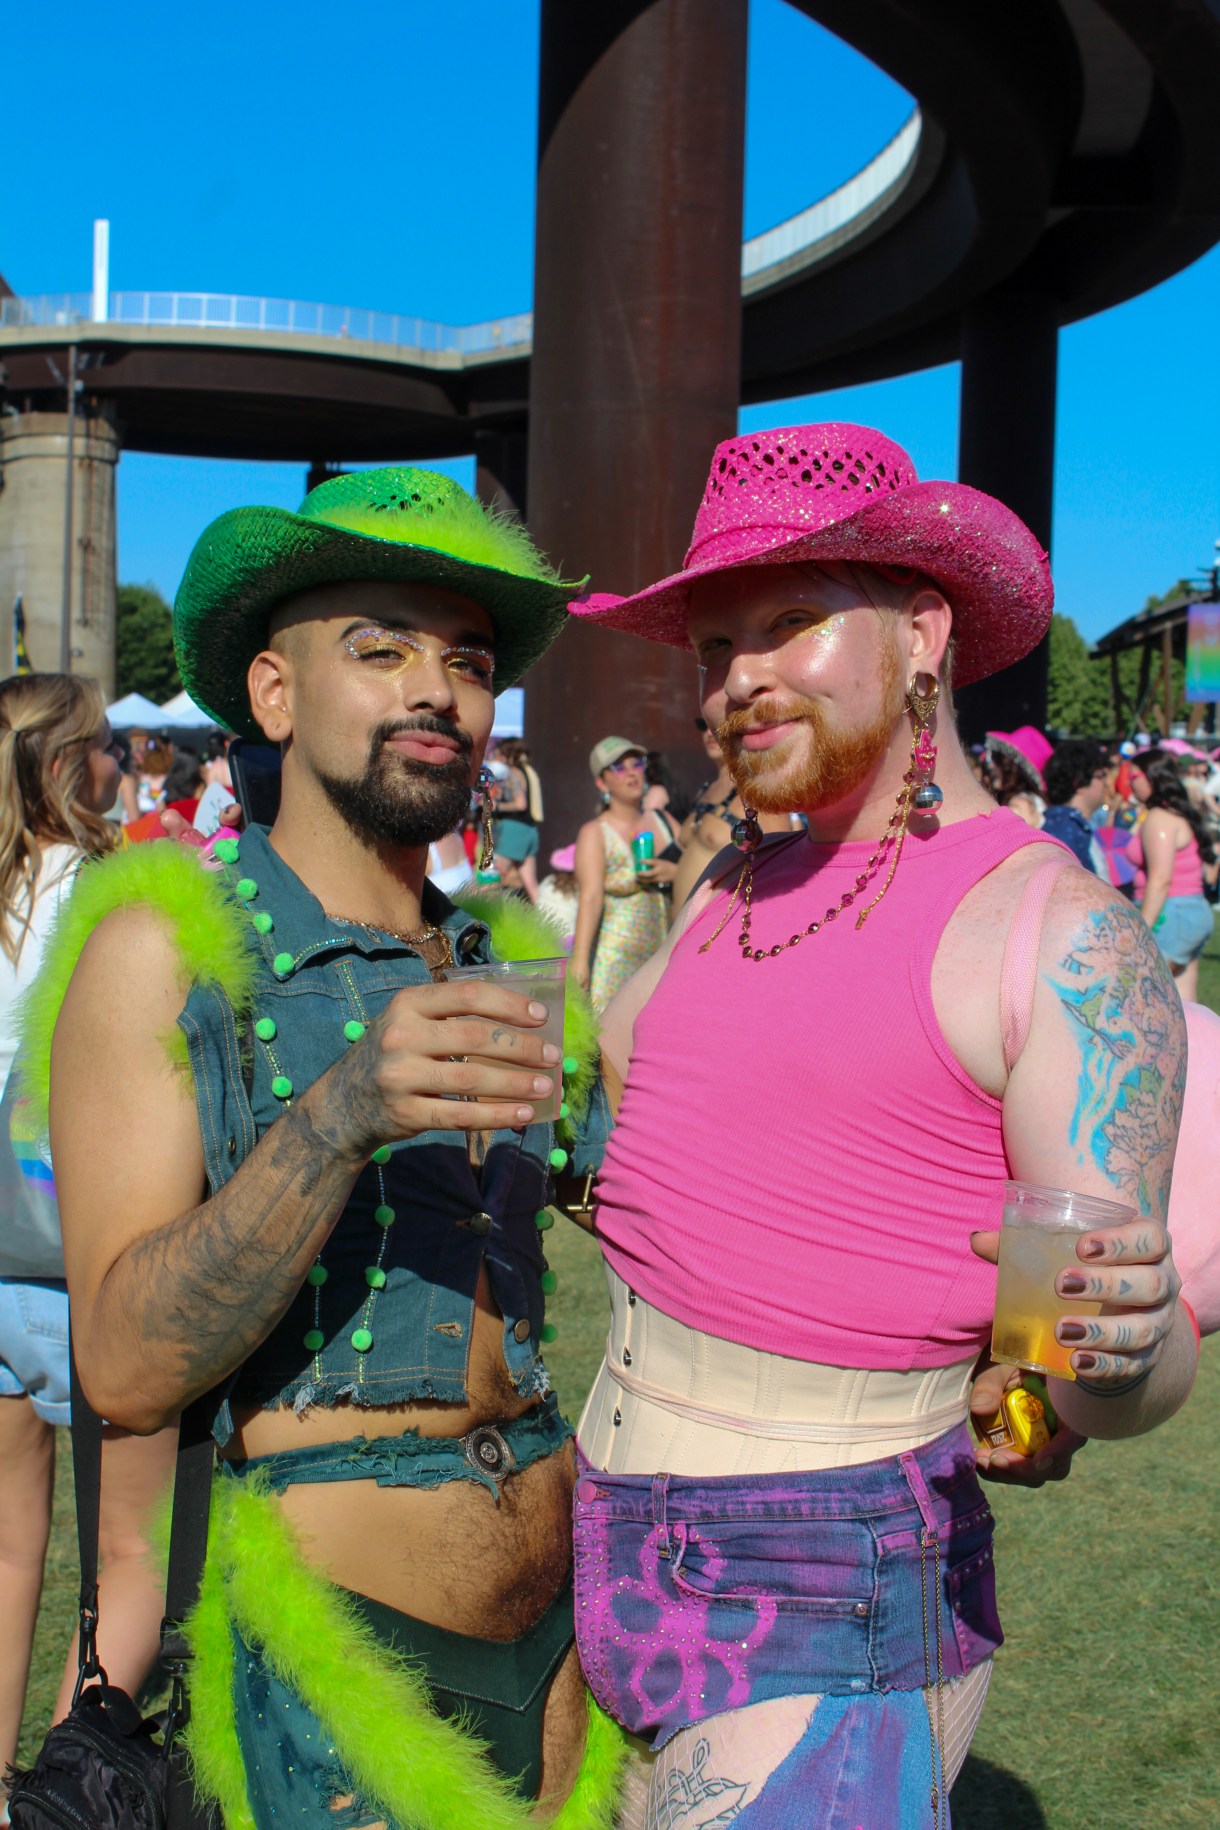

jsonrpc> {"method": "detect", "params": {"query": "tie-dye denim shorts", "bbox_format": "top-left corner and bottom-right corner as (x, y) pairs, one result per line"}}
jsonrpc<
(572, 1422), (1001, 1749)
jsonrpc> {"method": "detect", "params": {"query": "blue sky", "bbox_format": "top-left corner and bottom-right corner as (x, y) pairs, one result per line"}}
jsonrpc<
(3, 0), (1217, 643)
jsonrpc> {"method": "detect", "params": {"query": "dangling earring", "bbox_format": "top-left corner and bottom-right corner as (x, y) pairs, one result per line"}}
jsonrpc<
(906, 675), (943, 815)
(477, 766), (496, 871)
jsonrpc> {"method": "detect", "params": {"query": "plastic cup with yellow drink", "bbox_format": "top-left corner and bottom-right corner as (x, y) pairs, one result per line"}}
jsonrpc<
(990, 1180), (1135, 1381)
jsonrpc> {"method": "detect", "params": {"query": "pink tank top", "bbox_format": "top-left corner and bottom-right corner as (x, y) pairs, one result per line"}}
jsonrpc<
(596, 810), (1058, 1371)
(1125, 824), (1203, 899)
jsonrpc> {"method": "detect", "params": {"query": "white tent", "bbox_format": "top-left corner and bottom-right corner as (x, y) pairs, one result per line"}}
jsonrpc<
(107, 691), (167, 728)
(160, 688), (219, 728)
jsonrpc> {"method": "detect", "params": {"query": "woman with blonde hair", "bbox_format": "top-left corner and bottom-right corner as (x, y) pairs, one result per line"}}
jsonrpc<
(0, 675), (177, 1809)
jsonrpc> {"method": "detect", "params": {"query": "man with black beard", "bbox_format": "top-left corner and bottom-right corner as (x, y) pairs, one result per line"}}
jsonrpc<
(564, 424), (1196, 1828)
(37, 469), (629, 1827)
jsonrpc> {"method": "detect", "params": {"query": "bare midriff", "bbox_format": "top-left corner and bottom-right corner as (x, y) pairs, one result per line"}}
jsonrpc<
(220, 1267), (575, 1643)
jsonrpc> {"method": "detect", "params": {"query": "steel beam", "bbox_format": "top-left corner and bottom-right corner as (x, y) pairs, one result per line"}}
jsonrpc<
(523, 0), (748, 845)
(954, 283), (1058, 743)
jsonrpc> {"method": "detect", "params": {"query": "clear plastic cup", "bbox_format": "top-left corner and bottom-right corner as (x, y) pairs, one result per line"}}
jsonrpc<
(445, 956), (567, 1121)
(990, 1180), (1135, 1380)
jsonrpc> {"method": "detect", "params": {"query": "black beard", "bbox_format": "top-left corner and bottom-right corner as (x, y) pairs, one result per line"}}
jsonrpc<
(317, 717), (474, 851)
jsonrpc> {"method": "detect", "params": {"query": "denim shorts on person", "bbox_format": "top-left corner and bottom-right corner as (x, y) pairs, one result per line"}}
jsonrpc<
(0, 1276), (71, 1424)
(1153, 894), (1214, 966)
(573, 1422), (1001, 1749)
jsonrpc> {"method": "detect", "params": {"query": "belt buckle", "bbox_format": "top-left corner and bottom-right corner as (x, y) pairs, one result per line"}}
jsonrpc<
(463, 1423), (516, 1483)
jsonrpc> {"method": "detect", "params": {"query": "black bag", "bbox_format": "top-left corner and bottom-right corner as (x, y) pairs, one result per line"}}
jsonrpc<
(5, 1349), (219, 1830)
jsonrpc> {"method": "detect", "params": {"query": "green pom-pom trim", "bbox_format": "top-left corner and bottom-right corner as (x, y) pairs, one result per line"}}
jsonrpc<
(371, 1144), (392, 1164)
(303, 1328), (324, 1352)
(252, 911), (274, 935)
(273, 951), (295, 978)
(306, 1264), (328, 1287)
(540, 1269), (557, 1295)
(374, 1204), (396, 1228)
(212, 838), (239, 864)
(351, 1327), (374, 1352)
(344, 1020), (366, 1042)
(534, 1209), (554, 1231)
(549, 1147), (568, 1171)
(271, 1075), (293, 1100)
(365, 1267), (387, 1290)
(254, 1017), (277, 1042)
(235, 877), (258, 901)
(540, 1322), (559, 1344)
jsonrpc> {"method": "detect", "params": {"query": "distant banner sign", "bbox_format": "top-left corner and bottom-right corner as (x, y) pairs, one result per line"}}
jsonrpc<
(1186, 602), (1220, 703)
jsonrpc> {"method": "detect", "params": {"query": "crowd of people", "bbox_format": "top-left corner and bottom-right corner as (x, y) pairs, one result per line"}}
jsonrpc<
(0, 424), (1212, 1829)
(479, 716), (1220, 1014)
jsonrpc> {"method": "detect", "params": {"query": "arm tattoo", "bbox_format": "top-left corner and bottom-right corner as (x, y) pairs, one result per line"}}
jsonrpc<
(111, 1044), (382, 1408)
(1044, 902), (1187, 1216)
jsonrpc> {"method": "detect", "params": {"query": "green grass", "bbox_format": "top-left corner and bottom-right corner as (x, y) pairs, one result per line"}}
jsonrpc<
(20, 915), (1220, 1819)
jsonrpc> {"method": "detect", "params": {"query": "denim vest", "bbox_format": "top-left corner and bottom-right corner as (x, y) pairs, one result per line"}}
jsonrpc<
(176, 827), (555, 1445)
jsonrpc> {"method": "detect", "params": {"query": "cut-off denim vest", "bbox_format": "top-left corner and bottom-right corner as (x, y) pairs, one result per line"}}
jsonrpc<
(175, 826), (557, 1447)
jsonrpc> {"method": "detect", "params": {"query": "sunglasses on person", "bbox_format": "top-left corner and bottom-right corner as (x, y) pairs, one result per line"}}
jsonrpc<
(695, 717), (710, 733)
(605, 754), (645, 774)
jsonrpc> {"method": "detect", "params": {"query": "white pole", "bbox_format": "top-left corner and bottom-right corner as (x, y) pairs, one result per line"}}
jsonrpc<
(92, 220), (110, 322)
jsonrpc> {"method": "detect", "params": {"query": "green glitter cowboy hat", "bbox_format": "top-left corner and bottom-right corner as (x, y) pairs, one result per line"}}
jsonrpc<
(173, 467), (584, 740)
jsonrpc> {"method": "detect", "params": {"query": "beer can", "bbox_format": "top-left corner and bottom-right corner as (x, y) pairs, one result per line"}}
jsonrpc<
(631, 831), (655, 873)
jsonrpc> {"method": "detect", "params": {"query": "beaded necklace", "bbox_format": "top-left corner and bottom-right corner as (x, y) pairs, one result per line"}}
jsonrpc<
(209, 834), (570, 1366)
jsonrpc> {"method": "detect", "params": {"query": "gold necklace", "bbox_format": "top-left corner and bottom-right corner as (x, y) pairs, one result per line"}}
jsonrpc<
(331, 913), (455, 972)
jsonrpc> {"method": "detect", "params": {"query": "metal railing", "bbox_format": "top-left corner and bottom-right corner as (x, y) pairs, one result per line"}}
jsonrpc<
(0, 109), (922, 357)
(0, 290), (533, 356)
(741, 110), (922, 279)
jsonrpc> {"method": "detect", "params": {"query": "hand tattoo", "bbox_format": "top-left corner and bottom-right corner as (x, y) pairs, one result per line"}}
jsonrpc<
(1045, 902), (1187, 1216)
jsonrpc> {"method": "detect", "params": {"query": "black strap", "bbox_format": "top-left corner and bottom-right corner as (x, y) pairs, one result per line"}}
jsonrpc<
(67, 1335), (103, 1703)
(162, 1394), (220, 1830)
(68, 1332), (220, 1827)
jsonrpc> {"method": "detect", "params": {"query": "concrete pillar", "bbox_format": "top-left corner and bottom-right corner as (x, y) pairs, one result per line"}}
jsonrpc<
(954, 286), (1057, 743)
(0, 409), (119, 692)
(523, 0), (748, 844)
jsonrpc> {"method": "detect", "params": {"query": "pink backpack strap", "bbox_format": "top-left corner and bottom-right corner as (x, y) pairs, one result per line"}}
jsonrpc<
(1000, 851), (1075, 1072)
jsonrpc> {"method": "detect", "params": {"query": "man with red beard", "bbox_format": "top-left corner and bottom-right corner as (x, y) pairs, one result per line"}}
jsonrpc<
(563, 426), (1196, 1828)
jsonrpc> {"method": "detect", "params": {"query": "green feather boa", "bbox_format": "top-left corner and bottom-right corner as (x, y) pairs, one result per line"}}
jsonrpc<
(16, 842), (258, 1132)
(15, 845), (600, 1145)
(185, 1476), (627, 1829)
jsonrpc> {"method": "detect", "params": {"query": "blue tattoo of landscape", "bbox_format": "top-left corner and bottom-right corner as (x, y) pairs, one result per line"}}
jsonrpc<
(1043, 904), (1185, 1215)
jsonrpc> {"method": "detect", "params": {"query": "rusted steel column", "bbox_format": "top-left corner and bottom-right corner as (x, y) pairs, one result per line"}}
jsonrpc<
(955, 284), (1057, 743)
(524, 0), (747, 844)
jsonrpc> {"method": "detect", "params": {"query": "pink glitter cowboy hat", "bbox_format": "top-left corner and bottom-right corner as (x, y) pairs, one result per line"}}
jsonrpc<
(570, 423), (1053, 688)
(985, 726), (1054, 793)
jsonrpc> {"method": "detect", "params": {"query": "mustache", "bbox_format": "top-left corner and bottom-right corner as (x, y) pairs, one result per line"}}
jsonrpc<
(717, 696), (820, 743)
(372, 714), (473, 756)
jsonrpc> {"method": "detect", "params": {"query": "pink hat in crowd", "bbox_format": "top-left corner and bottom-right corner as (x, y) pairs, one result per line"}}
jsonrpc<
(570, 423), (1053, 688)
(985, 726), (1054, 793)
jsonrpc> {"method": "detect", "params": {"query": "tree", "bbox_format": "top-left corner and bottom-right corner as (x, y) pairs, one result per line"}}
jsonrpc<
(115, 583), (180, 703)
(1047, 613), (1113, 735)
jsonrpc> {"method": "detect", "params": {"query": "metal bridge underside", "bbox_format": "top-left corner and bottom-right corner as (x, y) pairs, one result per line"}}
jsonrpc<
(3, 0), (1218, 471)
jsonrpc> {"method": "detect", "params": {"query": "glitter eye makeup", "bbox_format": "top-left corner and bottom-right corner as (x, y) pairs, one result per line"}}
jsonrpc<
(343, 627), (495, 683)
